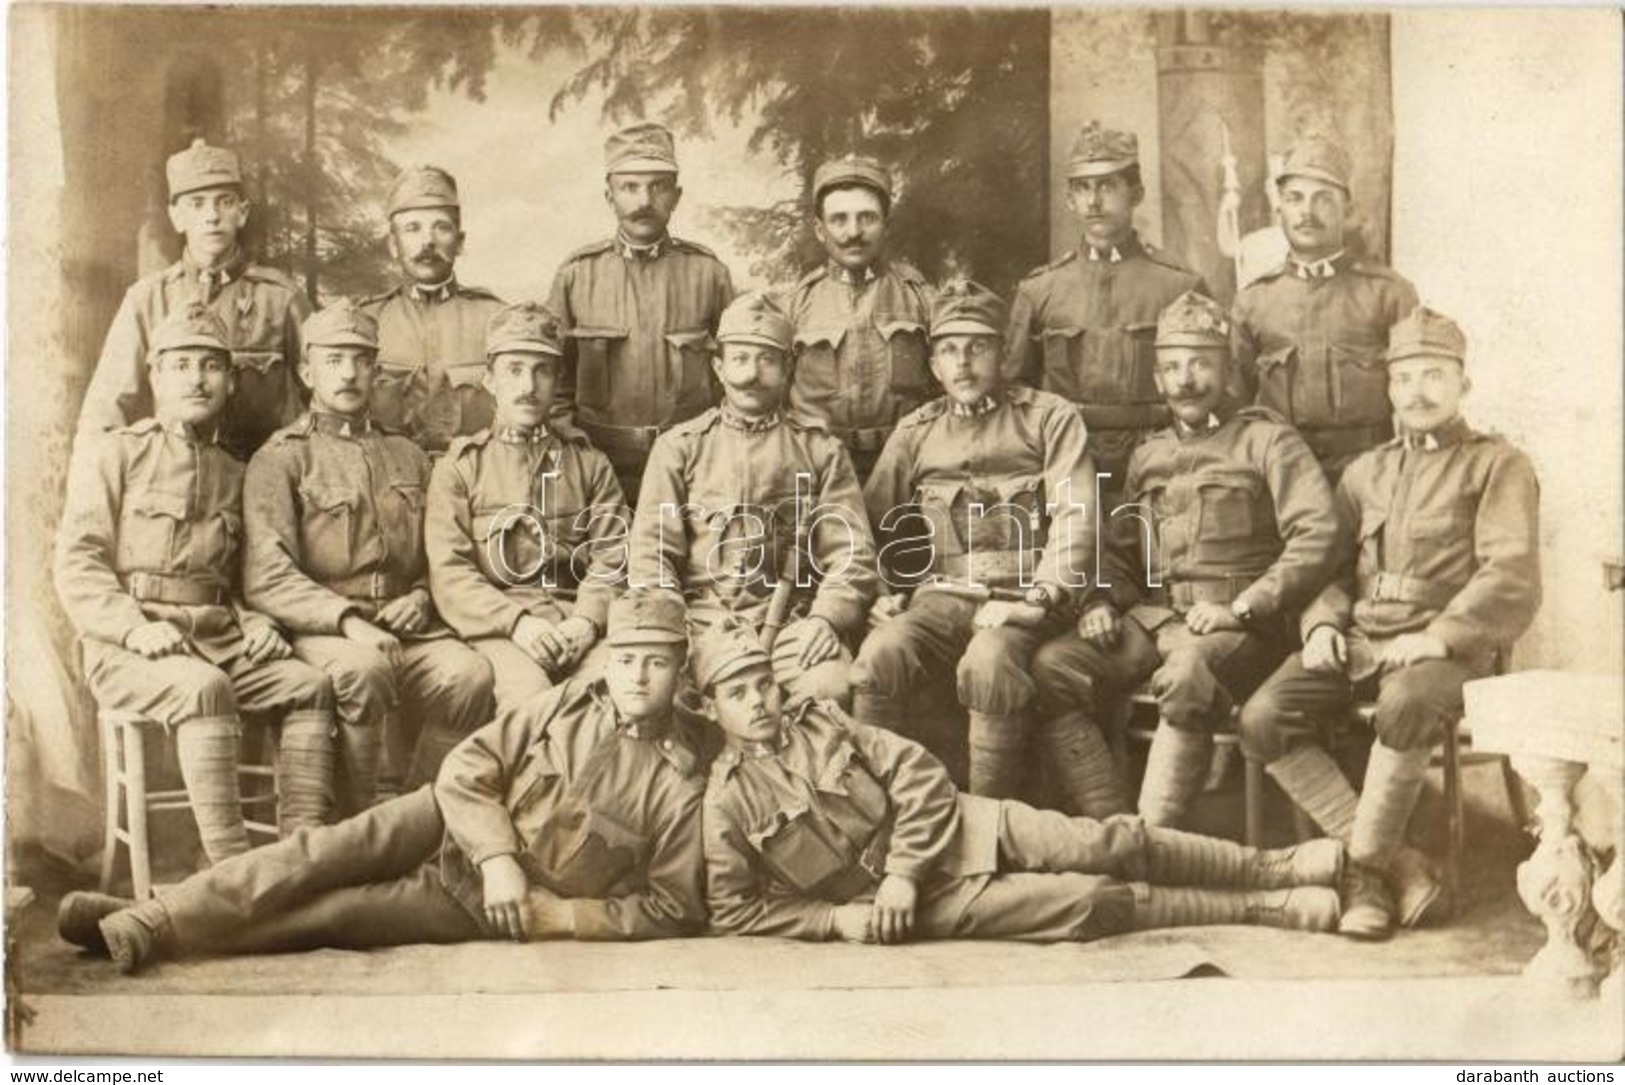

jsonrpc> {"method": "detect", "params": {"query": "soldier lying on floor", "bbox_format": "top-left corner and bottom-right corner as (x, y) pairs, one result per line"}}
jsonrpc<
(695, 621), (1345, 945)
(56, 590), (707, 973)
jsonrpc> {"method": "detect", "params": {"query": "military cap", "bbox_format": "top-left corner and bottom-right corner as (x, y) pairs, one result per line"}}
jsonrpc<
(1067, 121), (1139, 180)
(486, 302), (564, 358)
(812, 154), (891, 205)
(302, 301), (379, 352)
(605, 122), (679, 175)
(166, 138), (242, 200)
(717, 292), (794, 351)
(1277, 135), (1352, 192)
(1155, 291), (1232, 349)
(1387, 307), (1468, 366)
(386, 165), (460, 217)
(605, 590), (688, 647)
(151, 302), (230, 355)
(929, 279), (1006, 339)
(690, 619), (771, 691)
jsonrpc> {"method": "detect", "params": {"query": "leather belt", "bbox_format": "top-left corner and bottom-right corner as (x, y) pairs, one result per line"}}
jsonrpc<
(935, 550), (1045, 585)
(122, 572), (227, 607)
(577, 418), (672, 455)
(326, 570), (417, 602)
(1362, 571), (1460, 610)
(1144, 577), (1250, 609)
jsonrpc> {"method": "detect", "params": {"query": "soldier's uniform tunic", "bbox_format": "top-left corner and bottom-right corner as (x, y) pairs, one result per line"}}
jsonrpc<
(631, 404), (878, 702)
(704, 700), (1150, 942)
(244, 411), (494, 797)
(1233, 252), (1419, 477)
(427, 421), (629, 707)
(1004, 235), (1206, 493)
(784, 260), (934, 479)
(1033, 403), (1340, 735)
(546, 235), (734, 500)
(359, 279), (505, 452)
(117, 676), (708, 958)
(1240, 418), (1542, 759)
(78, 252), (311, 460)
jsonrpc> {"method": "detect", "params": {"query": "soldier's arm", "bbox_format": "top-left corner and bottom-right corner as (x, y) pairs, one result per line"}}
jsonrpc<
(1001, 280), (1040, 386)
(571, 450), (630, 632)
(435, 690), (564, 866)
(628, 434), (689, 594)
(1299, 473), (1361, 640)
(1238, 427), (1342, 619)
(242, 444), (357, 633)
(545, 263), (577, 419)
(53, 435), (148, 642)
(1229, 297), (1261, 404)
(1033, 403), (1099, 604)
(1091, 453), (1151, 613)
(703, 788), (839, 940)
(841, 712), (959, 882)
(568, 778), (708, 940)
(1426, 448), (1542, 657)
(77, 287), (151, 434)
(863, 425), (919, 592)
(425, 452), (525, 640)
(806, 441), (880, 636)
(282, 288), (313, 395)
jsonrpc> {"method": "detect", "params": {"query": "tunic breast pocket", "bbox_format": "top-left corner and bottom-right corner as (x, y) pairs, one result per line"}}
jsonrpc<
(1254, 345), (1298, 418)
(1192, 468), (1265, 562)
(529, 801), (647, 899)
(792, 324), (847, 407)
(385, 480), (427, 564)
(195, 507), (243, 573)
(568, 327), (627, 412)
(1083, 324), (1158, 402)
(1406, 510), (1472, 572)
(750, 807), (855, 899)
(475, 506), (551, 587)
(298, 483), (360, 576)
(1330, 343), (1388, 423)
(117, 489), (189, 571)
(228, 350), (292, 423)
(369, 364), (425, 432)
(1040, 326), (1086, 401)
(875, 315), (930, 396)
(665, 329), (717, 416)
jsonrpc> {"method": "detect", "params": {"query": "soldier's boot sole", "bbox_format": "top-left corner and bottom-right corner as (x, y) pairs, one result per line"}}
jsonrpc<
(56, 892), (132, 954)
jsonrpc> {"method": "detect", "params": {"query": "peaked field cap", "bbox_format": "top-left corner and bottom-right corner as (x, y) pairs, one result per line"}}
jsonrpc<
(302, 300), (380, 351)
(486, 302), (565, 358)
(930, 279), (1006, 338)
(387, 165), (460, 216)
(717, 292), (794, 351)
(1155, 291), (1232, 348)
(812, 154), (891, 203)
(1277, 135), (1352, 191)
(1067, 121), (1139, 179)
(166, 138), (242, 200)
(605, 122), (679, 174)
(690, 619), (772, 691)
(1387, 307), (1468, 366)
(605, 590), (688, 647)
(152, 302), (231, 354)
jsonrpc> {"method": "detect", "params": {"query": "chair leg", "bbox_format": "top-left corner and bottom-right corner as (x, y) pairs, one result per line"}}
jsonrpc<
(1243, 756), (1265, 847)
(1441, 722), (1464, 919)
(98, 713), (122, 893)
(123, 721), (154, 901)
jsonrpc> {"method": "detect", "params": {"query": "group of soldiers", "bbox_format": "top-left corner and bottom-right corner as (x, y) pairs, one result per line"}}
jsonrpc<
(53, 117), (1541, 973)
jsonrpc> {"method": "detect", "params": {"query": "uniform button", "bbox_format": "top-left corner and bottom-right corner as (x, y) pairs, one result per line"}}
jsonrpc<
(661, 739), (674, 751)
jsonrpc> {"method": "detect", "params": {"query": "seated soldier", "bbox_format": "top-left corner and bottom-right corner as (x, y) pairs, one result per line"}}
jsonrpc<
(632, 292), (877, 704)
(55, 304), (334, 864)
(56, 590), (708, 973)
(1239, 308), (1542, 940)
(244, 302), (494, 812)
(1030, 291), (1339, 825)
(427, 302), (629, 708)
(696, 622), (1343, 945)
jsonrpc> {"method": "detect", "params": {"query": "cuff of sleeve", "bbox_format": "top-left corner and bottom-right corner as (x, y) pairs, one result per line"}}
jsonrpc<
(1425, 617), (1477, 660)
(571, 588), (611, 635)
(1234, 583), (1277, 620)
(497, 603), (529, 638)
(465, 843), (521, 869)
(818, 902), (840, 942)
(320, 596), (359, 636)
(883, 858), (926, 881)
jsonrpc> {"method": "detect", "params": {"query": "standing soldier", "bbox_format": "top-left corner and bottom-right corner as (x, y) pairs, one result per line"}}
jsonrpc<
(852, 281), (1096, 801)
(427, 302), (630, 709)
(1240, 308), (1541, 940)
(79, 139), (310, 460)
(547, 122), (735, 502)
(245, 302), (494, 813)
(1031, 292), (1339, 826)
(783, 154), (935, 481)
(1233, 136), (1420, 479)
(56, 305), (335, 864)
(56, 590), (708, 973)
(359, 165), (505, 453)
(1005, 121), (1206, 503)
(632, 293), (877, 704)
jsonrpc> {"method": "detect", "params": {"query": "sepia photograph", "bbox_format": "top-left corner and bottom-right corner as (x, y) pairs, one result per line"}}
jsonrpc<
(3, 2), (1622, 1062)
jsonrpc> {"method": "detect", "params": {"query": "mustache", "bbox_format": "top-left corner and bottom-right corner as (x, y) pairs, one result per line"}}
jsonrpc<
(1401, 399), (1440, 411)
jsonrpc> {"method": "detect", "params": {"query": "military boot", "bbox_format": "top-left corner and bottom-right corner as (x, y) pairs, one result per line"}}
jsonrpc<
(1144, 827), (1344, 890)
(967, 710), (1028, 799)
(1389, 845), (1445, 929)
(57, 892), (132, 954)
(1338, 862), (1396, 940)
(1037, 710), (1128, 818)
(1350, 743), (1442, 932)
(1131, 884), (1340, 932)
(1137, 724), (1212, 828)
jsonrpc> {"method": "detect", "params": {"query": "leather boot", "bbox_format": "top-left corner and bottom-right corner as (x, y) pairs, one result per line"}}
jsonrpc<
(1265, 743), (1359, 841)
(57, 892), (132, 954)
(1137, 724), (1211, 828)
(98, 899), (172, 976)
(967, 710), (1028, 799)
(1036, 710), (1128, 818)
(175, 715), (250, 864)
(1144, 827), (1344, 890)
(1351, 743), (1442, 929)
(1389, 845), (1445, 929)
(1339, 862), (1396, 940)
(1130, 883), (1340, 932)
(276, 710), (336, 833)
